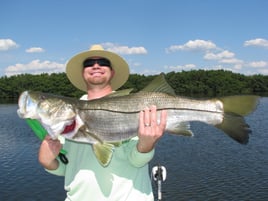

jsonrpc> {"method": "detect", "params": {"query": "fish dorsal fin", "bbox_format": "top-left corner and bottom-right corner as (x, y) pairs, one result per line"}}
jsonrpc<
(141, 73), (176, 95)
(92, 142), (115, 167)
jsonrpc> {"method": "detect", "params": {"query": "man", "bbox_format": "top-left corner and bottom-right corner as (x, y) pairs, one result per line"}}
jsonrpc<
(39, 44), (167, 201)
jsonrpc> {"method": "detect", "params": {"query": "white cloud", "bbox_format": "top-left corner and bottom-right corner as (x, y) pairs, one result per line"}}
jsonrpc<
(219, 58), (243, 64)
(204, 50), (235, 60)
(102, 42), (147, 55)
(204, 50), (243, 65)
(244, 38), (268, 48)
(165, 39), (254, 74)
(164, 64), (196, 71)
(248, 61), (268, 68)
(140, 69), (162, 75)
(234, 64), (243, 70)
(5, 59), (65, 76)
(0, 39), (19, 51)
(26, 47), (45, 53)
(258, 68), (268, 75)
(208, 65), (234, 72)
(132, 62), (141, 67)
(166, 39), (217, 52)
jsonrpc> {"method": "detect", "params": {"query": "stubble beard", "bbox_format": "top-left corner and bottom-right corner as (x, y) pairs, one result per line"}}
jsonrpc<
(86, 76), (112, 89)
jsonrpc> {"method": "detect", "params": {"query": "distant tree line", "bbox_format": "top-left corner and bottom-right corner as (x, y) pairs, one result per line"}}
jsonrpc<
(0, 69), (267, 103)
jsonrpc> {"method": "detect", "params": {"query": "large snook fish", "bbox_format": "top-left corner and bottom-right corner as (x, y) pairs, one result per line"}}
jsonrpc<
(17, 74), (259, 166)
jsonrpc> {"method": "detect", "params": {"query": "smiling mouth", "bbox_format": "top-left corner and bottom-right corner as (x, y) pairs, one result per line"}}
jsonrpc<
(91, 71), (104, 75)
(61, 120), (76, 134)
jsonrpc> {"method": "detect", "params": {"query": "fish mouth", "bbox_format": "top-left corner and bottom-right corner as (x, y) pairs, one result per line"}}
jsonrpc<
(17, 91), (35, 118)
(17, 91), (27, 116)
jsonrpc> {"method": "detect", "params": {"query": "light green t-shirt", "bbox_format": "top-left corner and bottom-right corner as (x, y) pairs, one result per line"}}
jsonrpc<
(47, 94), (155, 200)
(47, 137), (155, 201)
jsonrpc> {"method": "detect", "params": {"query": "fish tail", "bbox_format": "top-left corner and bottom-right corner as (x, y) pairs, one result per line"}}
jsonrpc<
(216, 113), (251, 144)
(219, 95), (260, 116)
(215, 95), (259, 144)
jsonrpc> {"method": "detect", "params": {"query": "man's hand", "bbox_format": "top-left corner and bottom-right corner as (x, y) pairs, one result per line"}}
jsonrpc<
(137, 105), (167, 153)
(39, 136), (62, 170)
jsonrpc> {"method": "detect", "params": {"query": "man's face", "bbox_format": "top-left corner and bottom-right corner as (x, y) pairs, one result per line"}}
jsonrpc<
(82, 57), (115, 89)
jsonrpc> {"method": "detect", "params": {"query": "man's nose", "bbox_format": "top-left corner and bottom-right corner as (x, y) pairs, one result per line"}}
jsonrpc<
(91, 63), (101, 68)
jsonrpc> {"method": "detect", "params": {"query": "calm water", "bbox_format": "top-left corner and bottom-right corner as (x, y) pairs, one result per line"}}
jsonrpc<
(0, 98), (268, 201)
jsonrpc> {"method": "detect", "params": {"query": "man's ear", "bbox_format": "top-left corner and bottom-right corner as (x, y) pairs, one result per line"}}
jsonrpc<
(111, 69), (115, 78)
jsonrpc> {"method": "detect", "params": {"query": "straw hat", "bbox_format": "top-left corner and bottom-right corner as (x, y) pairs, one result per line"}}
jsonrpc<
(66, 44), (130, 92)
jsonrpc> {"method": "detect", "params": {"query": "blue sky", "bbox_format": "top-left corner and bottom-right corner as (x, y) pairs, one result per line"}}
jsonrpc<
(1, 0), (268, 77)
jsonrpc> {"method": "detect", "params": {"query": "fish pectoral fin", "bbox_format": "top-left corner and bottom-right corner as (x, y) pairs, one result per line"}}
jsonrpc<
(92, 143), (115, 167)
(215, 113), (251, 144)
(167, 122), (193, 137)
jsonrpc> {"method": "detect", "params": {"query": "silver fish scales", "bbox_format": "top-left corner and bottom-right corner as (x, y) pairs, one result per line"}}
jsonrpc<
(17, 74), (259, 166)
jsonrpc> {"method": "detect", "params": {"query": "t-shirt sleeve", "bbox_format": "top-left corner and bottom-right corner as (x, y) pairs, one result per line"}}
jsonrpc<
(45, 157), (66, 176)
(127, 137), (155, 168)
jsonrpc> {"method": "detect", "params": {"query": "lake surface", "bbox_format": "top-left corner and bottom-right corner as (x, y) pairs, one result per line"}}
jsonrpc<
(0, 98), (268, 201)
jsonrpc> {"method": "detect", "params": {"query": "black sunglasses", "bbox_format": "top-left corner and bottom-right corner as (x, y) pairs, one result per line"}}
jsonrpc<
(83, 58), (112, 69)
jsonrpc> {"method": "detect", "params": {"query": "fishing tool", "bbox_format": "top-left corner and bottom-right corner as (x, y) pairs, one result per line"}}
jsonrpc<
(25, 119), (68, 164)
(152, 164), (167, 201)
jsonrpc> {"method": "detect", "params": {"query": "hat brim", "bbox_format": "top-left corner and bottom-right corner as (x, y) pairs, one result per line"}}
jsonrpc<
(66, 49), (129, 92)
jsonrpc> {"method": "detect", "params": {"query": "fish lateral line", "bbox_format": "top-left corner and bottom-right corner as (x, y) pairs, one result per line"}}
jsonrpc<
(77, 107), (224, 114)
